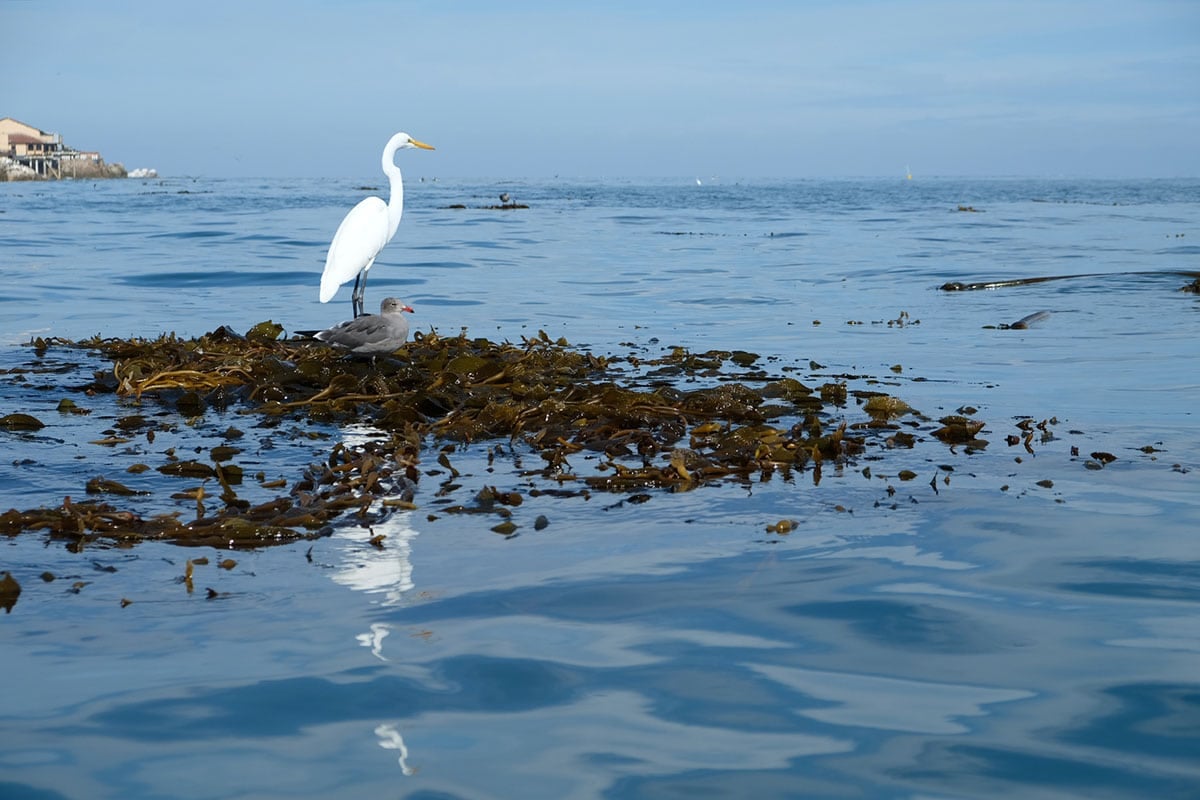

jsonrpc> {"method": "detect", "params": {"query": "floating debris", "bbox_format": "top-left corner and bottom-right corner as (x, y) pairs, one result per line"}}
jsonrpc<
(0, 571), (20, 613)
(57, 399), (90, 415)
(490, 521), (518, 536)
(1, 413), (44, 431)
(85, 477), (145, 496)
(941, 271), (1200, 292)
(2, 322), (1004, 548)
(932, 415), (987, 446)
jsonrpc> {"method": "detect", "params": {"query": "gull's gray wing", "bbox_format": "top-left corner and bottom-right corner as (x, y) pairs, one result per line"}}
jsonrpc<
(315, 312), (408, 354)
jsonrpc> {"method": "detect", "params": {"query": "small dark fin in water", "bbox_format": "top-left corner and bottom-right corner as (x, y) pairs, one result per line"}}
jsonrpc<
(983, 310), (1053, 330)
(1002, 311), (1053, 330)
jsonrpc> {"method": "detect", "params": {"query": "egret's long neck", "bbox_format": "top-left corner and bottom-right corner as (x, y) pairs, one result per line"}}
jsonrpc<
(383, 149), (404, 240)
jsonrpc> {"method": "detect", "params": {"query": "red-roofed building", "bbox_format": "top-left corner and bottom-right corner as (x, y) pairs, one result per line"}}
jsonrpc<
(0, 117), (64, 176)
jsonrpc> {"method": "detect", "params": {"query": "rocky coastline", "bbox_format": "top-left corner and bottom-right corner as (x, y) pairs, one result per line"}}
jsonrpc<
(1, 157), (129, 181)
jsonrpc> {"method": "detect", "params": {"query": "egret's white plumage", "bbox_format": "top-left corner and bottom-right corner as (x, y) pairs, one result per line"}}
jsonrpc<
(320, 132), (434, 317)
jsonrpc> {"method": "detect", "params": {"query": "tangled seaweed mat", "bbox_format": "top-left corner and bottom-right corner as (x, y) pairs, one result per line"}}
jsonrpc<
(2, 323), (988, 549)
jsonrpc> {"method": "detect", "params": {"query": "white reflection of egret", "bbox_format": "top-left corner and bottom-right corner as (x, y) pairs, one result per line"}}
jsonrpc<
(375, 723), (417, 776)
(329, 425), (424, 775)
(356, 622), (391, 661)
(329, 423), (421, 606)
(330, 511), (419, 604)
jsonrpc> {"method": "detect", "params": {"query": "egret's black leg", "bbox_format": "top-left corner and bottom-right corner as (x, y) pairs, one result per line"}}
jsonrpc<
(352, 272), (366, 318)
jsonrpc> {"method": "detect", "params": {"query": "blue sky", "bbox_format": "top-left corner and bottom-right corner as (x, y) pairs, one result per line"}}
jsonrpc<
(4, 0), (1197, 178)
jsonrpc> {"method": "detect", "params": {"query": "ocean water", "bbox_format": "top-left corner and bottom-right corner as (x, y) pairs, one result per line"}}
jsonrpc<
(1, 176), (1198, 799)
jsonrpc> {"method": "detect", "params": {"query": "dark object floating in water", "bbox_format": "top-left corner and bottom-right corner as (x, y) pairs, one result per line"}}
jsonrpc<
(986, 310), (1053, 330)
(442, 199), (530, 210)
(932, 415), (987, 446)
(85, 477), (146, 496)
(493, 192), (527, 209)
(1182, 277), (1200, 294)
(956, 205), (982, 212)
(940, 270), (1200, 292)
(0, 571), (20, 613)
(1, 412), (45, 431)
(657, 230), (743, 237)
(1008, 311), (1052, 329)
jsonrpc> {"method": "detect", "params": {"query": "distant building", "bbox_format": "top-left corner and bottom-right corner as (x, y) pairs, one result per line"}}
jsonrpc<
(0, 117), (63, 176)
(0, 116), (123, 179)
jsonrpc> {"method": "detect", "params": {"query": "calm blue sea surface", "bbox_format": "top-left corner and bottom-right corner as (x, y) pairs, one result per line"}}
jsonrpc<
(1, 176), (1198, 799)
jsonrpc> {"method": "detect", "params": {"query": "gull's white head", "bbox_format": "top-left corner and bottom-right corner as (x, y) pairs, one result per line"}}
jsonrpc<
(379, 297), (415, 315)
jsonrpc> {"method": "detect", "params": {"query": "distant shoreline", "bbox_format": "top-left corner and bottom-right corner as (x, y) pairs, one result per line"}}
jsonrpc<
(0, 158), (128, 181)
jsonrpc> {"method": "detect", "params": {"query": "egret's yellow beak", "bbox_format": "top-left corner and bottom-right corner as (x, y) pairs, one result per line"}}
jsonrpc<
(411, 139), (435, 151)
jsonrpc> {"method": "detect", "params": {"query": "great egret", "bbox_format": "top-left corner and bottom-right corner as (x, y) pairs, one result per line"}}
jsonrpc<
(320, 132), (434, 318)
(312, 297), (414, 355)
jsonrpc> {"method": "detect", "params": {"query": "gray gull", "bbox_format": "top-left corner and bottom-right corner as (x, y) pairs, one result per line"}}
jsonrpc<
(313, 297), (413, 355)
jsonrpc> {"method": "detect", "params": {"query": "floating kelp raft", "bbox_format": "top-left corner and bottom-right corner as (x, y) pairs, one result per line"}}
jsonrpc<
(2, 323), (993, 550)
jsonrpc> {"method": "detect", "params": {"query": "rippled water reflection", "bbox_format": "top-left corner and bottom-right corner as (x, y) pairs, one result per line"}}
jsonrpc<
(1, 177), (1198, 798)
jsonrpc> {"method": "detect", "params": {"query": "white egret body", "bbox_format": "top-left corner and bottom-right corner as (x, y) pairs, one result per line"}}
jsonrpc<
(320, 132), (434, 317)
